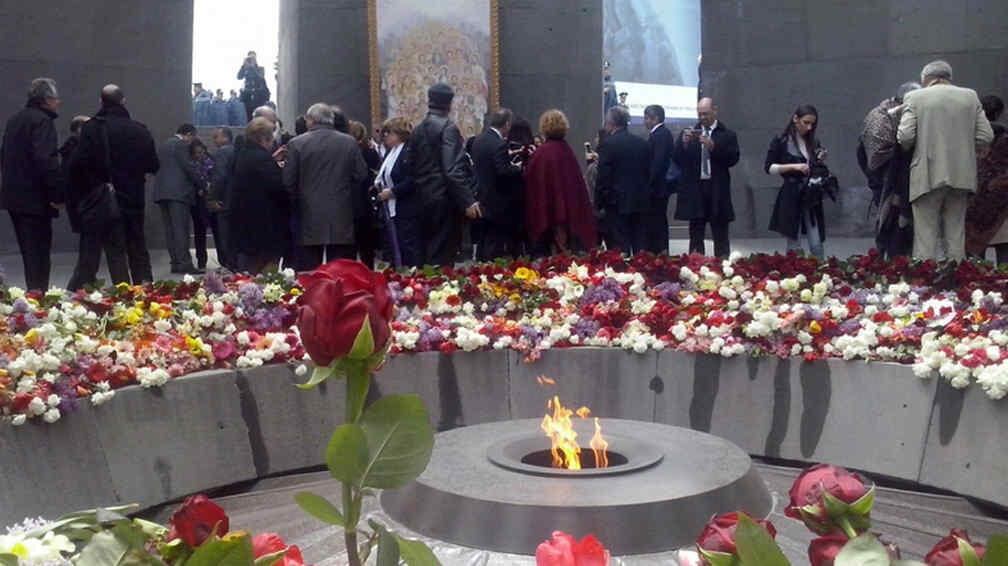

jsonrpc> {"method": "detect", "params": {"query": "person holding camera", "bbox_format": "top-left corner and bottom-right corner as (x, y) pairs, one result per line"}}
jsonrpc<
(765, 104), (831, 259)
(472, 108), (524, 260)
(237, 51), (270, 122)
(672, 97), (740, 258)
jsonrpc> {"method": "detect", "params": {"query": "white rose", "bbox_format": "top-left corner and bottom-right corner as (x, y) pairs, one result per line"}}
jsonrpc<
(43, 407), (61, 423)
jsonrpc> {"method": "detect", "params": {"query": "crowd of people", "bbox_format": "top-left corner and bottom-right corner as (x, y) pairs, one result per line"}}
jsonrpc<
(1, 58), (1005, 291)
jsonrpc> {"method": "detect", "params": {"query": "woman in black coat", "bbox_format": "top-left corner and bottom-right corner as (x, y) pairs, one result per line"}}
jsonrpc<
(376, 117), (421, 268)
(230, 118), (290, 274)
(765, 104), (827, 259)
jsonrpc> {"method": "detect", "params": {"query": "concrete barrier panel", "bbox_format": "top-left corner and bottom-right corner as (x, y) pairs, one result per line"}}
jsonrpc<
(92, 370), (257, 508)
(655, 351), (777, 453)
(510, 348), (658, 421)
(377, 351), (510, 431)
(920, 382), (1008, 507)
(0, 405), (118, 525)
(238, 364), (345, 476)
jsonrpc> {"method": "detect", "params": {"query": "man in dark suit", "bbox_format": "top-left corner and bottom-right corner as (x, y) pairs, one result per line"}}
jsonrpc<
(209, 127), (237, 269)
(644, 104), (674, 254)
(408, 83), (482, 266)
(673, 97), (740, 258)
(153, 123), (204, 274)
(472, 107), (523, 260)
(70, 85), (160, 285)
(1, 78), (62, 290)
(596, 105), (651, 255)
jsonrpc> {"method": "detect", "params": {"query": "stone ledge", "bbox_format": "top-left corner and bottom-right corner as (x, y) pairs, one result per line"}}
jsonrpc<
(0, 349), (1002, 525)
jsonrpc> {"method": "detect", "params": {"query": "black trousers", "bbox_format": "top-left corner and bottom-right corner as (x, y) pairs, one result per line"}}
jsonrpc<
(479, 221), (523, 261)
(609, 212), (648, 255)
(422, 202), (463, 266)
(67, 221), (130, 290)
(210, 212), (234, 269)
(644, 196), (671, 254)
(394, 215), (422, 268)
(159, 201), (194, 271)
(120, 209), (153, 283)
(8, 212), (52, 290)
(688, 218), (731, 258)
(190, 201), (209, 268)
(297, 244), (357, 272)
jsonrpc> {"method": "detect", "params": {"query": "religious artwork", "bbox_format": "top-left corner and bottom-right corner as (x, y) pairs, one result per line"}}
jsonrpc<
(369, 0), (499, 138)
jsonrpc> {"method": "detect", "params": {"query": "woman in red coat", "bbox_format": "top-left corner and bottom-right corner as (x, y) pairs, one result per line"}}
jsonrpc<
(523, 110), (597, 255)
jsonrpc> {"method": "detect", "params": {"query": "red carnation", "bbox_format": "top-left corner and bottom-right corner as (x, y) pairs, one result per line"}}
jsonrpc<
(167, 495), (229, 547)
(696, 512), (777, 561)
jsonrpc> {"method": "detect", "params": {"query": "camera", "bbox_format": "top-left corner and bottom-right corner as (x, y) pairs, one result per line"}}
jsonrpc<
(584, 142), (592, 152)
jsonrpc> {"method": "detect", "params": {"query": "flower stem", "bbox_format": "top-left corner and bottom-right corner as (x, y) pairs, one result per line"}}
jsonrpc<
(837, 516), (858, 540)
(344, 366), (364, 566)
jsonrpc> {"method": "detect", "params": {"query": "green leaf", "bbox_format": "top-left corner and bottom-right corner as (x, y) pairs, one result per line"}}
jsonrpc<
(849, 486), (876, 516)
(959, 538), (982, 566)
(347, 315), (376, 360)
(294, 491), (346, 526)
(297, 363), (340, 390)
(396, 535), (441, 566)
(697, 548), (738, 566)
(184, 533), (254, 566)
(77, 531), (130, 566)
(892, 561), (927, 566)
(734, 514), (789, 566)
(0, 555), (21, 566)
(325, 423), (369, 484)
(359, 394), (435, 489)
(822, 491), (849, 518)
(376, 529), (401, 566)
(982, 534), (1008, 565)
(346, 367), (372, 423)
(835, 534), (890, 566)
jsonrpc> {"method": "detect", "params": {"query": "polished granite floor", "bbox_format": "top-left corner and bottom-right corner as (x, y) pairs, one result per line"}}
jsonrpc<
(142, 460), (1008, 565)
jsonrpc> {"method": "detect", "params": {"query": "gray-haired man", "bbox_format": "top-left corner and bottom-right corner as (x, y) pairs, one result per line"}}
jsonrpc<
(1, 78), (62, 290)
(898, 60), (994, 260)
(282, 102), (367, 270)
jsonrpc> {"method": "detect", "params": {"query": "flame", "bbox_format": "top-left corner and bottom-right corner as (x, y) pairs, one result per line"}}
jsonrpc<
(539, 395), (609, 470)
(536, 375), (557, 386)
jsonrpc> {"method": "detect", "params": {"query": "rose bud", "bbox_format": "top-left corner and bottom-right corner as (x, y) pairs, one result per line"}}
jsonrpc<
(925, 529), (986, 566)
(696, 512), (777, 565)
(808, 533), (848, 566)
(784, 464), (873, 536)
(167, 494), (229, 547)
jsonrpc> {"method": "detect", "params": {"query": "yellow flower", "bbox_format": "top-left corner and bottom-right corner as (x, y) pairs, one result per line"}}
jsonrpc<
(809, 320), (822, 335)
(509, 293), (522, 304)
(23, 329), (39, 345)
(185, 336), (208, 357)
(290, 288), (302, 297)
(514, 267), (539, 281)
(116, 282), (131, 291)
(122, 307), (144, 326)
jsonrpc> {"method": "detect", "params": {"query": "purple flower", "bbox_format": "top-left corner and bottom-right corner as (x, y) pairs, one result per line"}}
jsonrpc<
(238, 282), (264, 312)
(52, 380), (79, 414)
(203, 271), (226, 295)
(653, 282), (681, 302)
(12, 298), (30, 314)
(580, 278), (626, 307)
(572, 318), (600, 340)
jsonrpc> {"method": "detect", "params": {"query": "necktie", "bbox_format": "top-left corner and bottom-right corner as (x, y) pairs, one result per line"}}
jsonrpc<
(701, 127), (711, 179)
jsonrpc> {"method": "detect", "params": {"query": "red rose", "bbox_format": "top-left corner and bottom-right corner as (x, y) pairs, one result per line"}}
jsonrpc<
(296, 260), (393, 367)
(785, 464), (870, 534)
(696, 512), (777, 559)
(252, 533), (305, 566)
(925, 529), (985, 566)
(167, 495), (229, 547)
(536, 531), (610, 566)
(808, 533), (848, 566)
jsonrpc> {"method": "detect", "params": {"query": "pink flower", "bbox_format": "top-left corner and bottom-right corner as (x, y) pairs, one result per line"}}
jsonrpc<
(535, 531), (610, 566)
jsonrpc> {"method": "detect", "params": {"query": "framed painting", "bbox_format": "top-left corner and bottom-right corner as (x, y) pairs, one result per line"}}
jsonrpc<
(368, 0), (500, 139)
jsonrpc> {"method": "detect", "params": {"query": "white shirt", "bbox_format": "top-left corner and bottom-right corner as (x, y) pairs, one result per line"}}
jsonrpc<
(376, 143), (405, 218)
(650, 123), (663, 134)
(490, 127), (504, 139)
(699, 121), (718, 180)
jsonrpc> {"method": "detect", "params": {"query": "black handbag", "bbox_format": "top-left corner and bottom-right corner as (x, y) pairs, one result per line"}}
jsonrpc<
(77, 118), (120, 230)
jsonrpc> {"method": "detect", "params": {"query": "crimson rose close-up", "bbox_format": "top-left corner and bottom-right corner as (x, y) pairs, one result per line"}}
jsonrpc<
(695, 511), (777, 562)
(925, 529), (986, 565)
(535, 530), (610, 566)
(297, 260), (394, 366)
(167, 494), (230, 548)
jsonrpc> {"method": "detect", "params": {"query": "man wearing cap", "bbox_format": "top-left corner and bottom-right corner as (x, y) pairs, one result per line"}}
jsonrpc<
(407, 83), (482, 266)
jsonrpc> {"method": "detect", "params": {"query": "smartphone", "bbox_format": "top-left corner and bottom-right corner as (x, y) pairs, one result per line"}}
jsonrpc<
(584, 142), (592, 152)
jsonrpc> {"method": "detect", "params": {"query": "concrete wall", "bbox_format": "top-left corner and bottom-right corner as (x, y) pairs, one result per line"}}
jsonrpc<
(2, 349), (1003, 525)
(0, 0), (194, 254)
(3, 0), (1007, 252)
(700, 0), (1008, 237)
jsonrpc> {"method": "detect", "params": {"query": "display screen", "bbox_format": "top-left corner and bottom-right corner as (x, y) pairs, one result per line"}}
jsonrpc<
(603, 0), (701, 121)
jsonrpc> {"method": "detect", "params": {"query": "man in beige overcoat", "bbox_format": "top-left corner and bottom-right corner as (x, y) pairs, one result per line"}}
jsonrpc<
(898, 60), (994, 260)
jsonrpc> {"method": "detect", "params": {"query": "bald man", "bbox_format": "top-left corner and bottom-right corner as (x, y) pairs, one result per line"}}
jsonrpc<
(68, 84), (159, 287)
(672, 97), (740, 258)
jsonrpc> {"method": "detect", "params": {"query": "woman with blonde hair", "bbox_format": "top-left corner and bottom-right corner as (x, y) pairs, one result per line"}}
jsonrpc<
(523, 109), (597, 254)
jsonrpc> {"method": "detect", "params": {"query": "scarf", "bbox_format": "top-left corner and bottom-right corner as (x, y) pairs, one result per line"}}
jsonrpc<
(376, 143), (404, 218)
